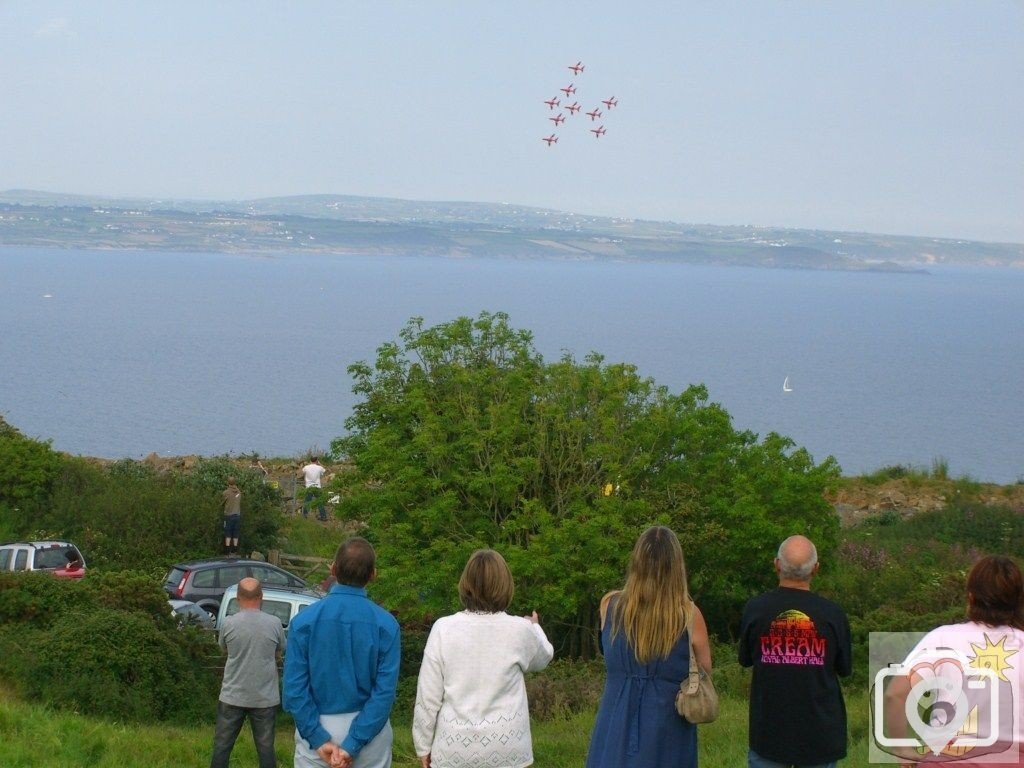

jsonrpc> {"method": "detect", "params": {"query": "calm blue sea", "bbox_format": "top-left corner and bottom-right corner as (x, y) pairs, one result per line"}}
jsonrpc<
(1, 247), (1021, 483)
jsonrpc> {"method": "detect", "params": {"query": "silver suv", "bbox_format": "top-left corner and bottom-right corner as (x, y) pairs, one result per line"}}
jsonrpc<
(0, 540), (86, 578)
(216, 583), (321, 635)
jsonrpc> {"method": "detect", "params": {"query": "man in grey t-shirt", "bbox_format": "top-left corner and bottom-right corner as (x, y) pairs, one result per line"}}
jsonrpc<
(211, 577), (285, 768)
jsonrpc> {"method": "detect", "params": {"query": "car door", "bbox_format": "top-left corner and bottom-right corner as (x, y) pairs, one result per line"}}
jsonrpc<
(251, 564), (302, 588)
(215, 564), (247, 592)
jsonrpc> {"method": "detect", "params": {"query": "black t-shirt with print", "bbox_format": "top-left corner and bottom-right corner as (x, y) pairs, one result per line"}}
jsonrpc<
(739, 586), (852, 765)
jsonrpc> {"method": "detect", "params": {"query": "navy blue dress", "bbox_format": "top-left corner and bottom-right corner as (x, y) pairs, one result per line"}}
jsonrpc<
(585, 608), (697, 768)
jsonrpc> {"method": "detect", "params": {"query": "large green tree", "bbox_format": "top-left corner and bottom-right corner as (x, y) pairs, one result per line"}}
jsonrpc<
(332, 312), (839, 652)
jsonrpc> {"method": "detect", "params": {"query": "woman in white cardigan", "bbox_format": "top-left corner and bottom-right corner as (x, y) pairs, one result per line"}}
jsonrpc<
(413, 549), (554, 768)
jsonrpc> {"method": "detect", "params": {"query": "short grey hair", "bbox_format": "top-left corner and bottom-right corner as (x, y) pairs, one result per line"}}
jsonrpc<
(777, 536), (818, 581)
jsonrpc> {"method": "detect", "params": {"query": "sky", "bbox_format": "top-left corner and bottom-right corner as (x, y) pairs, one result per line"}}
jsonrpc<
(1, 1), (1021, 242)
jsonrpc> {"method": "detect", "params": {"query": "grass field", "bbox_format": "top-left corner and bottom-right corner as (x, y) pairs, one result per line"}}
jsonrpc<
(0, 690), (876, 767)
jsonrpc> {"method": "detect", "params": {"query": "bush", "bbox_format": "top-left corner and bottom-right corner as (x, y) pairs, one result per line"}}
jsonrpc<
(174, 457), (284, 556)
(27, 607), (218, 723)
(901, 501), (1024, 558)
(525, 659), (605, 720)
(0, 570), (220, 722)
(930, 456), (950, 480)
(333, 313), (839, 652)
(0, 419), (65, 526)
(707, 637), (749, 699)
(0, 571), (172, 629)
(0, 572), (86, 627)
(862, 464), (912, 484)
(23, 456), (284, 570)
(83, 570), (176, 618)
(0, 625), (47, 699)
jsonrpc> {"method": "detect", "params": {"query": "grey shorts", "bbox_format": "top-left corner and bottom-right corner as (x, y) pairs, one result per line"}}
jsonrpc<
(293, 713), (392, 768)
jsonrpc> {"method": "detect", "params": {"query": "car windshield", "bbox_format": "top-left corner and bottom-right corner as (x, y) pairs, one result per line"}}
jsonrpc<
(34, 546), (78, 569)
(164, 567), (186, 588)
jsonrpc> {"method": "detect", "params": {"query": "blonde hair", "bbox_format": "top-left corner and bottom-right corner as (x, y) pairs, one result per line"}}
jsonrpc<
(459, 549), (514, 613)
(609, 526), (693, 663)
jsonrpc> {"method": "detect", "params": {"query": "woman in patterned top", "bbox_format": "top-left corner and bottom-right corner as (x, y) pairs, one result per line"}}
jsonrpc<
(412, 549), (554, 768)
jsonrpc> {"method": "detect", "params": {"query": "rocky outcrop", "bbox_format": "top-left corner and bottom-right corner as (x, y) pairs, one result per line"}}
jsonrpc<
(830, 479), (1024, 527)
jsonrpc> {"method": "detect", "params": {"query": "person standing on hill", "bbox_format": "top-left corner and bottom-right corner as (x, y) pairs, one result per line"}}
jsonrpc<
(222, 477), (242, 555)
(738, 535), (852, 768)
(284, 537), (400, 768)
(211, 577), (285, 768)
(300, 457), (328, 521)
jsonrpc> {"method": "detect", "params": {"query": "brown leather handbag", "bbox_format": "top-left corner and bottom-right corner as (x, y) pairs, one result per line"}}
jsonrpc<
(674, 631), (719, 724)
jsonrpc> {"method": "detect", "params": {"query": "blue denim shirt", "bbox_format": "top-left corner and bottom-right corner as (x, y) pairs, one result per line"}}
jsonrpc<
(283, 584), (401, 755)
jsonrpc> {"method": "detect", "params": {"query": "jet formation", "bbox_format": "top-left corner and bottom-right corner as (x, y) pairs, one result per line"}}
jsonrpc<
(541, 61), (618, 146)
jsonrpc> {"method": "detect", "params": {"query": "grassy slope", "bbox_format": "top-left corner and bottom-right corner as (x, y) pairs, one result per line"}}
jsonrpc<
(0, 692), (874, 767)
(1, 489), (938, 767)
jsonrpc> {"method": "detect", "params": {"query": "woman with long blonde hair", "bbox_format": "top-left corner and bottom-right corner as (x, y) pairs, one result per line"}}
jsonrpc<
(585, 526), (712, 768)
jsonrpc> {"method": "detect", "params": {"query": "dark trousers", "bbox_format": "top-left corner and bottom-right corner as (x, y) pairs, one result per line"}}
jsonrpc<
(211, 700), (277, 768)
(303, 489), (326, 521)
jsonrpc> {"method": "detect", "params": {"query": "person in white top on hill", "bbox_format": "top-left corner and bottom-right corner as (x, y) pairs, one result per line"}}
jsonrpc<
(413, 549), (554, 768)
(300, 457), (328, 521)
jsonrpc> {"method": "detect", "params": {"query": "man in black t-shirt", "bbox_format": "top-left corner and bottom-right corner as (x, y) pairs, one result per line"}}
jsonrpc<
(739, 535), (852, 768)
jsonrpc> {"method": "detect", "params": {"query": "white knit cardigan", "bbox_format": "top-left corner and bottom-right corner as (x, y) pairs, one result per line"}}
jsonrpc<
(412, 611), (554, 768)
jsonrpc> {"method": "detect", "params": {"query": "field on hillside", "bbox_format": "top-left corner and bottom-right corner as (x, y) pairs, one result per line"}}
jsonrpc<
(0, 691), (875, 767)
(3, 417), (1021, 768)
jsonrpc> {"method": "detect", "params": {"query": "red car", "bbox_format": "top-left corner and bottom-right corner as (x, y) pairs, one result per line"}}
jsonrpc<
(0, 540), (86, 579)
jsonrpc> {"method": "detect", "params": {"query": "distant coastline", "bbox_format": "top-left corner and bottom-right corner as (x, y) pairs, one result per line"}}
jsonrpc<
(2, 190), (1021, 272)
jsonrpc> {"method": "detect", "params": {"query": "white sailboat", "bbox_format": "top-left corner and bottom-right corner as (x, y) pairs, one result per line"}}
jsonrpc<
(782, 376), (793, 393)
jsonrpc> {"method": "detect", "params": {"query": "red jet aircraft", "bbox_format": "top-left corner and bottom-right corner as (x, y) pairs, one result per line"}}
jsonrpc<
(565, 102), (581, 115)
(549, 114), (565, 126)
(544, 97), (561, 110)
(590, 125), (607, 138)
(586, 108), (603, 121)
(568, 61), (585, 75)
(602, 96), (618, 110)
(542, 134), (558, 146)
(560, 84), (577, 96)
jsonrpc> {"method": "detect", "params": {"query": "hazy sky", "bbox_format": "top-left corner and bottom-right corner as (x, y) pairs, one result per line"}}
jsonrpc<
(2, 1), (1021, 242)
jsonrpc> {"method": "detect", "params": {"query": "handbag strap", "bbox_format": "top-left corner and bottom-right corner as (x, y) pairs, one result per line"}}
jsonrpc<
(685, 628), (703, 694)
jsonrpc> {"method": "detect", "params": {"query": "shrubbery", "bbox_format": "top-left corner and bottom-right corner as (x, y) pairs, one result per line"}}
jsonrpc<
(333, 313), (840, 654)
(29, 607), (218, 722)
(0, 420), (285, 725)
(0, 572), (219, 723)
(2, 451), (283, 570)
(525, 659), (605, 720)
(0, 570), (176, 627)
(0, 417), (65, 539)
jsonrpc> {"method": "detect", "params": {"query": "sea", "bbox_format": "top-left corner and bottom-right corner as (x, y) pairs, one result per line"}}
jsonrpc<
(1, 246), (1021, 483)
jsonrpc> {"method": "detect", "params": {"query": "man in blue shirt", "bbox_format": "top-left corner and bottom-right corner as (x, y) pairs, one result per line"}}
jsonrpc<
(284, 537), (401, 768)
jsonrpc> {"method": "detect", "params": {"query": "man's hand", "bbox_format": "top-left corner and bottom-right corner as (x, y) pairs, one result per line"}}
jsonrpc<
(419, 754), (431, 768)
(331, 748), (353, 768)
(317, 741), (351, 768)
